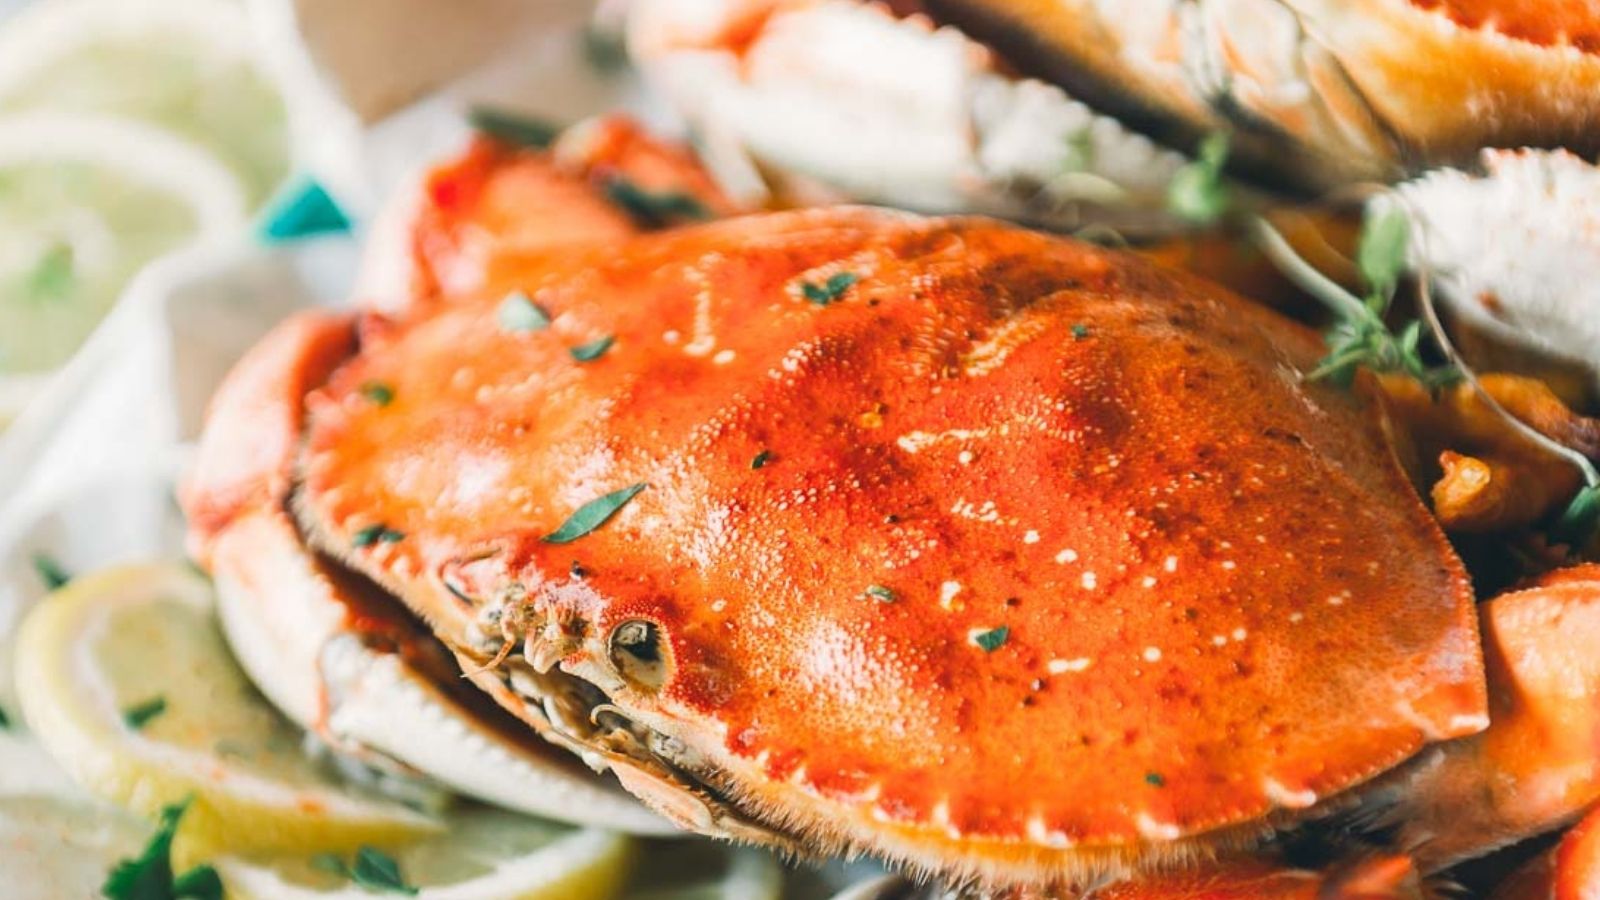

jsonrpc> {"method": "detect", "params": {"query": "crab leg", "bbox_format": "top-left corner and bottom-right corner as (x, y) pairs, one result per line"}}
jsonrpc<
(1490, 805), (1600, 900)
(1394, 564), (1600, 870)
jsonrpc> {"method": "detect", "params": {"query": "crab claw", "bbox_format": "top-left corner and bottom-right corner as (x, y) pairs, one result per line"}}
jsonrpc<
(1396, 564), (1600, 869)
(627, 0), (1192, 235)
(361, 113), (742, 317)
(181, 312), (678, 835)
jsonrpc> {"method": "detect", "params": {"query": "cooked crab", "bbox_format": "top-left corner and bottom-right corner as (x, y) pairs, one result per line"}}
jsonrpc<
(630, 0), (1600, 204)
(181, 124), (1600, 895)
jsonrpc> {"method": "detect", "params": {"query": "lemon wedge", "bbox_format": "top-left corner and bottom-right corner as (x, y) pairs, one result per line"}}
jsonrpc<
(0, 112), (247, 378)
(0, 0), (289, 206)
(12, 563), (439, 859)
(217, 807), (634, 900)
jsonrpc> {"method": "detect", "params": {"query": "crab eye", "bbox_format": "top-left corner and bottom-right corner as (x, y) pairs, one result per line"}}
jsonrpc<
(608, 619), (668, 691)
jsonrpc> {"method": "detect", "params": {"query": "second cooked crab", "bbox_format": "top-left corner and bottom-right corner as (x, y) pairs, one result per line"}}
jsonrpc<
(182, 125), (1600, 894)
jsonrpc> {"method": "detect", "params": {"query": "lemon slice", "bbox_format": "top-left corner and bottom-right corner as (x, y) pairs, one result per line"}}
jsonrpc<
(0, 112), (247, 378)
(12, 563), (439, 859)
(0, 0), (289, 205)
(217, 807), (634, 900)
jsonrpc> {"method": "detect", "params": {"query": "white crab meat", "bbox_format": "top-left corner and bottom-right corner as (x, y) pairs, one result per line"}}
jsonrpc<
(208, 506), (679, 835)
(627, 0), (1191, 234)
(1386, 148), (1600, 388)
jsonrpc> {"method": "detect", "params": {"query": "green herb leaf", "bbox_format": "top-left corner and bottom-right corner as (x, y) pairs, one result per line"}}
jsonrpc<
(970, 626), (1009, 653)
(0, 706), (10, 729)
(1061, 129), (1095, 173)
(31, 553), (71, 590)
(801, 272), (859, 306)
(352, 525), (405, 548)
(351, 847), (419, 895)
(1071, 323), (1090, 340)
(603, 178), (710, 229)
(468, 107), (561, 149)
(751, 449), (773, 470)
(1554, 485), (1600, 546)
(569, 335), (616, 362)
(311, 847), (419, 896)
(103, 798), (219, 900)
(1357, 207), (1410, 300)
(497, 291), (551, 332)
(1145, 771), (1166, 787)
(582, 26), (629, 74)
(359, 381), (395, 407)
(1166, 132), (1232, 226)
(28, 242), (75, 299)
(124, 696), (167, 730)
(864, 584), (896, 603)
(543, 483), (648, 544)
(170, 866), (222, 900)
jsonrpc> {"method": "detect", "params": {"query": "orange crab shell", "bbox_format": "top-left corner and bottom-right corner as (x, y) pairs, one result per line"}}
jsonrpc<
(293, 196), (1485, 883)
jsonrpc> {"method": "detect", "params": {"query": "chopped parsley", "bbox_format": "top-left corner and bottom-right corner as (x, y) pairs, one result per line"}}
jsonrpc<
(801, 272), (859, 306)
(582, 26), (629, 73)
(1071, 323), (1090, 340)
(864, 584), (896, 603)
(102, 799), (222, 900)
(1145, 772), (1166, 787)
(123, 697), (167, 730)
(352, 525), (406, 548)
(1167, 132), (1232, 226)
(467, 106), (561, 149)
(603, 178), (710, 229)
(359, 381), (395, 406)
(311, 846), (418, 896)
(971, 626), (1009, 653)
(498, 291), (551, 332)
(29, 243), (75, 299)
(31, 553), (71, 590)
(0, 705), (9, 729)
(569, 335), (616, 363)
(542, 483), (648, 544)
(751, 450), (773, 470)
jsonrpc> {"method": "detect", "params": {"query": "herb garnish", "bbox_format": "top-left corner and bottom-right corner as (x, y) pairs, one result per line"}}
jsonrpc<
(751, 450), (773, 470)
(1145, 772), (1166, 787)
(0, 706), (9, 729)
(467, 106), (561, 149)
(1167, 132), (1232, 226)
(801, 272), (859, 306)
(311, 846), (419, 896)
(864, 584), (896, 603)
(124, 697), (167, 730)
(582, 26), (629, 73)
(971, 626), (1009, 652)
(102, 799), (222, 900)
(359, 381), (395, 406)
(1071, 323), (1090, 340)
(32, 553), (71, 590)
(569, 335), (616, 362)
(543, 483), (648, 544)
(30, 243), (75, 299)
(603, 178), (710, 229)
(352, 525), (406, 548)
(498, 291), (551, 332)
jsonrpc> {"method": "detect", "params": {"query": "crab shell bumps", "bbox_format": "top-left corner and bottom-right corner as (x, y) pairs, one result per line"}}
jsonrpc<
(201, 177), (1488, 888)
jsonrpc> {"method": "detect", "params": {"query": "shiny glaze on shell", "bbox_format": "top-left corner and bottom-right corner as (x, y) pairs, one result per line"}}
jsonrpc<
(296, 205), (1484, 872)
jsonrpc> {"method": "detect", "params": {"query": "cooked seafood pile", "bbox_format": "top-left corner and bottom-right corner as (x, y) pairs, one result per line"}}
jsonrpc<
(179, 1), (1600, 895)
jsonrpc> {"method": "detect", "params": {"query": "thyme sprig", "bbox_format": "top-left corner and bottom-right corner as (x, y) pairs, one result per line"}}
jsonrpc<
(1249, 210), (1455, 389)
